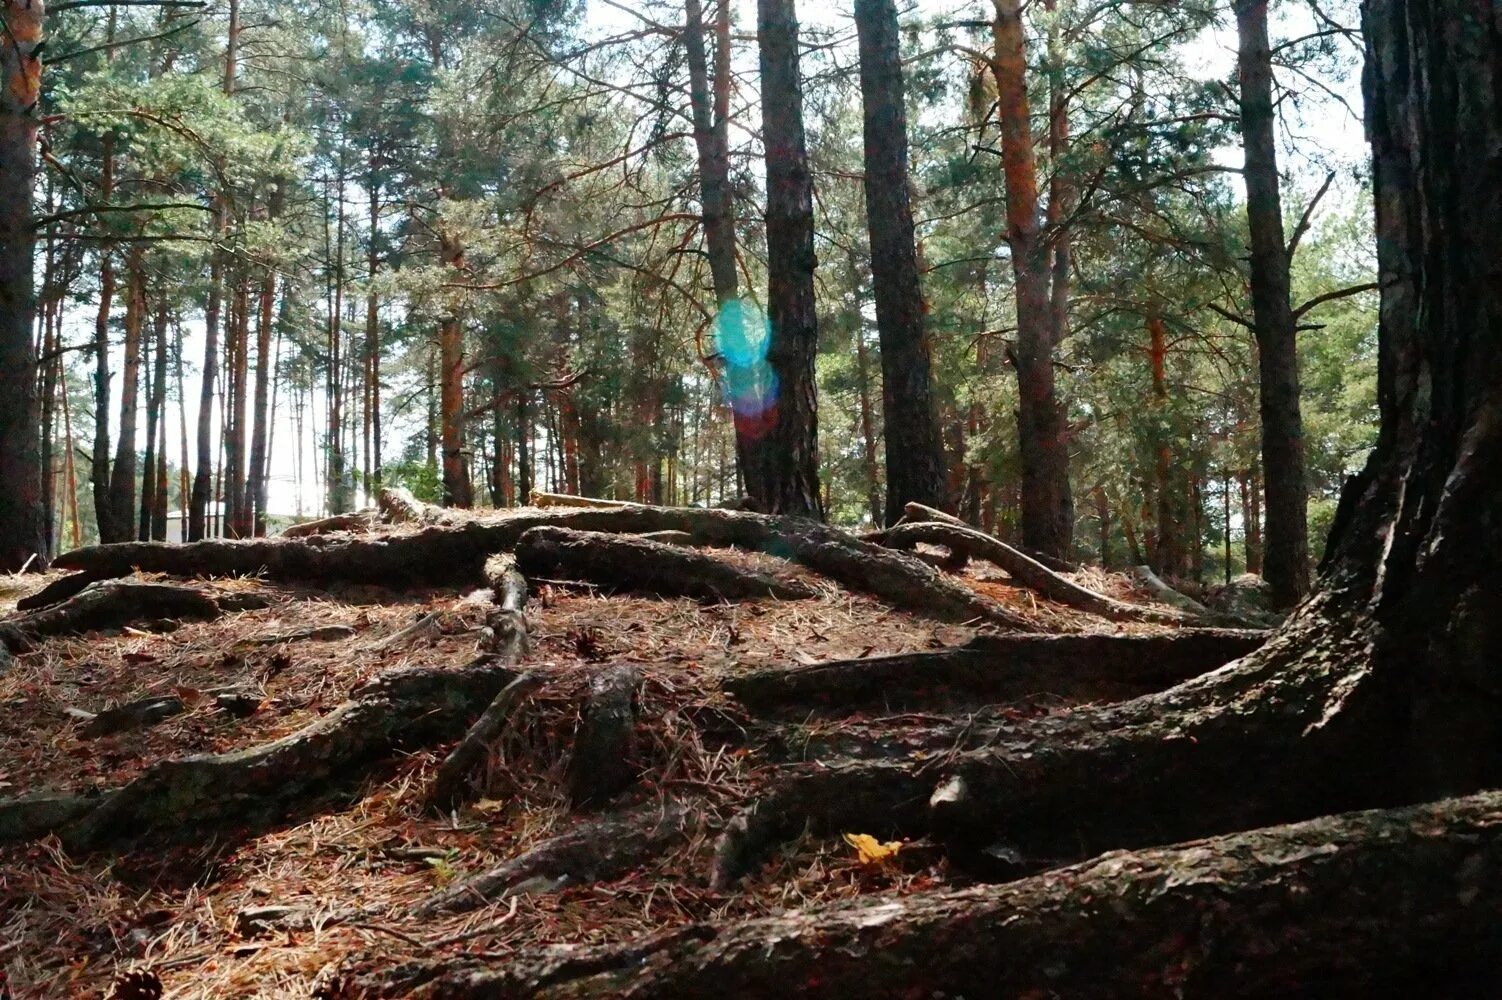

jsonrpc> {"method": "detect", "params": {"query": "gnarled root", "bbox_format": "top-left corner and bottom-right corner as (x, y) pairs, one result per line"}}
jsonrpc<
(516, 527), (818, 603)
(725, 629), (1267, 715)
(0, 579), (259, 650)
(370, 791), (1502, 998)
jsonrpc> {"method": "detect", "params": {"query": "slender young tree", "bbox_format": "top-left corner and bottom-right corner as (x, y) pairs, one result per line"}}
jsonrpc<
(991, 0), (1073, 559)
(1234, 0), (1309, 608)
(755, 0), (821, 518)
(0, 0), (45, 571)
(854, 0), (947, 525)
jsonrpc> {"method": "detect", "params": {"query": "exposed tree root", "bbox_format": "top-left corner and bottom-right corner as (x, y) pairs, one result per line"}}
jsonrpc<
(712, 605), (1388, 885)
(280, 510), (377, 538)
(898, 502), (1079, 573)
(52, 505), (1031, 627)
(0, 579), (260, 651)
(529, 491), (635, 509)
(883, 519), (1193, 625)
(724, 629), (1267, 714)
(414, 799), (688, 917)
(370, 791), (1502, 999)
(425, 564), (535, 813)
(46, 653), (525, 850)
(517, 527), (818, 603)
(566, 665), (643, 810)
(377, 486), (467, 526)
(425, 673), (543, 815)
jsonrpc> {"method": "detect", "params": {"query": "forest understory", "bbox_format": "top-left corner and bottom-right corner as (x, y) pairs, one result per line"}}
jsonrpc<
(1, 494), (1492, 1000)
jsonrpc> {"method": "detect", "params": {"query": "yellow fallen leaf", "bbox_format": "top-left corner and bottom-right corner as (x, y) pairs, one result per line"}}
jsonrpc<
(843, 832), (903, 866)
(473, 798), (507, 814)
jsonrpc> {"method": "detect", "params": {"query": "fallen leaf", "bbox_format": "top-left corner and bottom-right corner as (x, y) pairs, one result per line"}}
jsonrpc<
(843, 832), (904, 866)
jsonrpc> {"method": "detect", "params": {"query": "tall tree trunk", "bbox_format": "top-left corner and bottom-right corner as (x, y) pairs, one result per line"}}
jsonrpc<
(190, 0), (239, 541)
(1235, 0), (1310, 609)
(365, 172), (382, 491)
(755, 0), (822, 519)
(991, 0), (1072, 559)
(139, 299), (168, 541)
(439, 231), (472, 508)
(854, 0), (948, 525)
(91, 146), (117, 545)
(225, 273), (250, 536)
(686, 0), (763, 499)
(0, 0), (45, 571)
(37, 232), (57, 559)
(1147, 312), (1184, 577)
(247, 258), (277, 536)
(326, 166), (351, 514)
(107, 251), (145, 544)
(851, 290), (883, 527)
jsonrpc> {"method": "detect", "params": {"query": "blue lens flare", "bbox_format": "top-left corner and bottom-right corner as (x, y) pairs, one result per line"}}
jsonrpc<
(713, 298), (779, 436)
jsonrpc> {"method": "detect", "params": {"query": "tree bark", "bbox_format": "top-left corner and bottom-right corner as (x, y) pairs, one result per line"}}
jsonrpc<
(1235, 0), (1310, 609)
(378, 792), (1502, 999)
(107, 250), (146, 543)
(854, 0), (947, 525)
(755, 0), (822, 519)
(440, 233), (473, 508)
(0, 0), (45, 571)
(991, 0), (1073, 560)
(727, 630), (1265, 715)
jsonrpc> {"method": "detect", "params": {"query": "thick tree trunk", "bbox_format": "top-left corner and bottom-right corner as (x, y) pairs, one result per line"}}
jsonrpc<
(991, 0), (1073, 560)
(138, 301), (169, 540)
(1235, 0), (1310, 610)
(440, 235), (473, 508)
(854, 0), (947, 525)
(107, 251), (145, 543)
(0, 0), (44, 572)
(755, 0), (822, 519)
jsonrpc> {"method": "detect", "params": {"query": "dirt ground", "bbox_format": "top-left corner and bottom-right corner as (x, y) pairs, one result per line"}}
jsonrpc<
(0, 519), (1203, 999)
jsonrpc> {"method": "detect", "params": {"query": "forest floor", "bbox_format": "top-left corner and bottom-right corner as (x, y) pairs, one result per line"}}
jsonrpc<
(0, 507), (1255, 999)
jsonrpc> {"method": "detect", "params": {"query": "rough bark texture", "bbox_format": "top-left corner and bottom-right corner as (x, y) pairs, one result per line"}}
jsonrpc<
(755, 0), (822, 519)
(854, 0), (948, 524)
(1236, 0), (1310, 609)
(9, 647), (526, 850)
(726, 630), (1266, 714)
(54, 504), (1029, 627)
(566, 665), (642, 810)
(882, 520), (1190, 625)
(0, 580), (243, 651)
(425, 564), (534, 813)
(991, 0), (1073, 560)
(281, 510), (377, 538)
(378, 792), (1502, 999)
(0, 0), (46, 572)
(516, 527), (817, 603)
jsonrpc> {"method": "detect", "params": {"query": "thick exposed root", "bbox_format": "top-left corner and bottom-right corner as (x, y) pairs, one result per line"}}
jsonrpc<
(566, 665), (643, 810)
(714, 608), (1388, 884)
(0, 579), (258, 650)
(425, 566), (534, 813)
(424, 673), (543, 814)
(52, 505), (1030, 627)
(898, 502), (1079, 572)
(414, 799), (688, 917)
(529, 492), (635, 509)
(883, 520), (1191, 625)
(724, 629), (1267, 714)
(46, 652), (525, 851)
(516, 527), (818, 603)
(371, 791), (1502, 999)
(280, 510), (377, 538)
